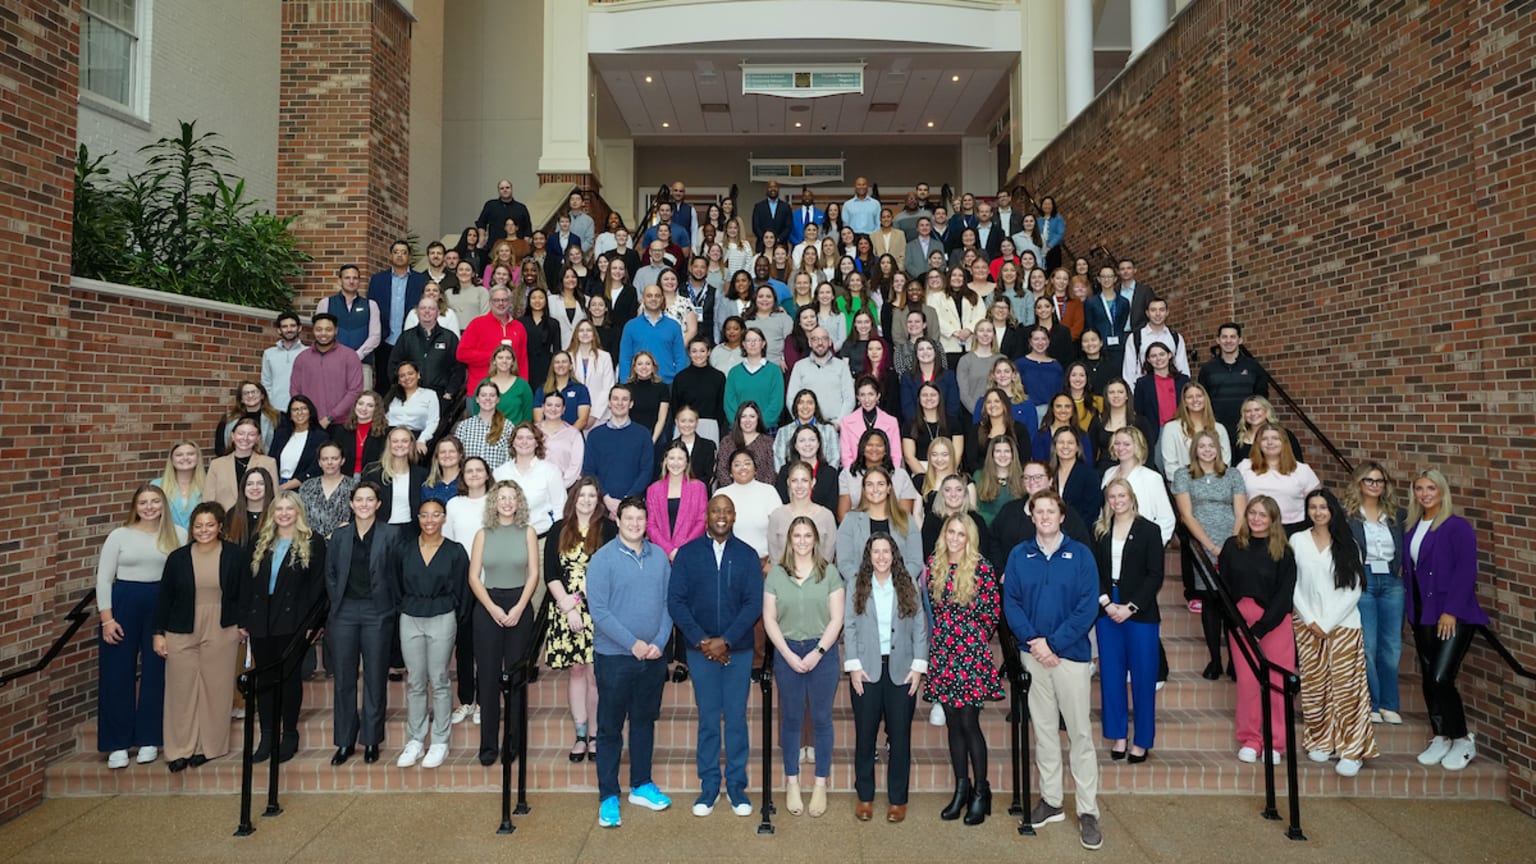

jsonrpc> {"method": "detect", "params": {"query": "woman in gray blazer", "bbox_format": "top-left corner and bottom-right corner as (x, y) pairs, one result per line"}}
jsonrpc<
(836, 466), (924, 577)
(842, 533), (929, 823)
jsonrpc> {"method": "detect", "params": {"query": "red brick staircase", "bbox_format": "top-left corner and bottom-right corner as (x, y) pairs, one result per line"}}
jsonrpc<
(44, 553), (1505, 801)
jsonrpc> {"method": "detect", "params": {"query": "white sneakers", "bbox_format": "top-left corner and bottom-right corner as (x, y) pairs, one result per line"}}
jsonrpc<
(135, 746), (158, 764)
(1441, 735), (1476, 771)
(1380, 710), (1403, 725)
(1369, 711), (1383, 724)
(1307, 749), (1332, 763)
(107, 750), (130, 769)
(397, 740), (425, 768)
(421, 743), (448, 769)
(1417, 736), (1453, 766)
(473, 706), (481, 725)
(107, 746), (157, 768)
(929, 704), (946, 726)
(732, 800), (753, 817)
(450, 704), (474, 725)
(692, 793), (718, 817)
(1336, 758), (1363, 777)
(1237, 747), (1258, 763)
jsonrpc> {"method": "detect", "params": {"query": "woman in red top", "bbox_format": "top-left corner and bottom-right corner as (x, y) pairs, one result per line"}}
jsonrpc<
(1131, 343), (1189, 457)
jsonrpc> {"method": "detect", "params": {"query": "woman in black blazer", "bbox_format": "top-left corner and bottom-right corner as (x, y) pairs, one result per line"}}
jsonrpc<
(361, 426), (429, 526)
(1092, 479), (1164, 763)
(672, 405), (718, 492)
(775, 424), (839, 513)
(1049, 427), (1102, 527)
(152, 502), (245, 771)
(270, 396), (328, 491)
(1131, 344), (1189, 454)
(331, 392), (389, 477)
(237, 491), (328, 764)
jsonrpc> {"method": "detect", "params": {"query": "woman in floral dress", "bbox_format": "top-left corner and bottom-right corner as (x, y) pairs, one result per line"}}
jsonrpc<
(922, 514), (1005, 825)
(542, 477), (616, 763)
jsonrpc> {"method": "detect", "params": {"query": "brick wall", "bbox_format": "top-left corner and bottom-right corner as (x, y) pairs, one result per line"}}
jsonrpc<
(1014, 0), (1536, 812)
(277, 0), (412, 312)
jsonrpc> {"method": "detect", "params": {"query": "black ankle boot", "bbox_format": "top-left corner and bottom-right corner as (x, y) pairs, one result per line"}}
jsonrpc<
(964, 781), (991, 825)
(941, 778), (972, 820)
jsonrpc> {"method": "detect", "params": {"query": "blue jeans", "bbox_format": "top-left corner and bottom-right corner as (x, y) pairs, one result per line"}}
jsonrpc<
(686, 648), (753, 802)
(1356, 570), (1404, 712)
(774, 638), (840, 778)
(594, 653), (668, 801)
(1095, 615), (1160, 750)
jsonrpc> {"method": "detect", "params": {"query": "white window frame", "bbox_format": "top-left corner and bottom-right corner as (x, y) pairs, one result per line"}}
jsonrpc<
(79, 0), (153, 125)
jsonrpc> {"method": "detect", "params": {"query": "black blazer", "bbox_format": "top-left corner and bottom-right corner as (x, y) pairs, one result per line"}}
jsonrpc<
(269, 425), (328, 485)
(1059, 460), (1103, 527)
(1092, 515), (1164, 624)
(360, 463), (429, 524)
(153, 542), (246, 634)
(751, 198), (793, 250)
(680, 436), (717, 493)
(775, 459), (838, 515)
(325, 522), (403, 619)
(1132, 371), (1190, 453)
(239, 534), (329, 638)
(331, 424), (387, 477)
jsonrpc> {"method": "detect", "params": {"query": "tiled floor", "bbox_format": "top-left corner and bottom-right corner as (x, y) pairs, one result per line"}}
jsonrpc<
(1, 792), (1532, 864)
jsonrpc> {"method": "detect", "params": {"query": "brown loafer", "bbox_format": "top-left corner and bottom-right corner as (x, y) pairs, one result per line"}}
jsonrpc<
(887, 805), (906, 823)
(856, 801), (873, 821)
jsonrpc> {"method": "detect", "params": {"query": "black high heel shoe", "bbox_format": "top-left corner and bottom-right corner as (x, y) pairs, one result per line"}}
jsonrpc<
(1202, 660), (1223, 681)
(1110, 747), (1127, 761)
(1128, 750), (1150, 765)
(941, 779), (972, 821)
(569, 735), (588, 764)
(963, 782), (991, 826)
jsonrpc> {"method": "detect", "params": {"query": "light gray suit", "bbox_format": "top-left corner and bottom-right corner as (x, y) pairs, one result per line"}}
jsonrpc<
(836, 511), (924, 583)
(904, 234), (946, 277)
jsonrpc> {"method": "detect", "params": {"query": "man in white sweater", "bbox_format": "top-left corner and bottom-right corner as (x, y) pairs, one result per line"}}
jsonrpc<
(785, 328), (854, 422)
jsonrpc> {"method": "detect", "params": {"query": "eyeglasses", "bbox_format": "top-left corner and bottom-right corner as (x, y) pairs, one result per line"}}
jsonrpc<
(1022, 474), (1049, 482)
(1361, 477), (1386, 486)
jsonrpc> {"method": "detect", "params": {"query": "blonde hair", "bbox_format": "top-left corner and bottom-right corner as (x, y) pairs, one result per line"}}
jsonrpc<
(1185, 429), (1228, 480)
(1111, 426), (1150, 466)
(483, 479), (530, 530)
(1405, 468), (1454, 531)
(775, 515), (831, 582)
(1175, 382), (1219, 439)
(1094, 478), (1141, 539)
(126, 484), (183, 555)
(1236, 395), (1282, 447)
(989, 356), (1026, 404)
(157, 440), (206, 500)
(922, 437), (959, 496)
(928, 515), (981, 607)
(1235, 495), (1288, 561)
(380, 426), (417, 481)
(251, 491), (315, 569)
(1341, 460), (1400, 525)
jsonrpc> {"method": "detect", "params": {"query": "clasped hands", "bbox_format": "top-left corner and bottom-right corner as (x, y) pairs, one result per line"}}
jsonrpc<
(1026, 637), (1060, 668)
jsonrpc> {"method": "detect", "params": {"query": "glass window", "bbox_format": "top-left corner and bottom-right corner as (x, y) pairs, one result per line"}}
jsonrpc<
(81, 0), (140, 108)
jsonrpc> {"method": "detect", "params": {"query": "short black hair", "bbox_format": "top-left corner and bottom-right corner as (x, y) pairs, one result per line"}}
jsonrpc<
(426, 241), (446, 254)
(391, 239), (411, 253)
(337, 264), (360, 278)
(352, 480), (384, 501)
(1218, 321), (1243, 336)
(274, 312), (300, 328)
(617, 496), (647, 518)
(312, 312), (339, 327)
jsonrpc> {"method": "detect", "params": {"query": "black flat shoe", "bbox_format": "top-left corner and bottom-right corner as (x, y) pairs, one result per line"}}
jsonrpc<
(1128, 751), (1150, 764)
(167, 758), (189, 773)
(1110, 748), (1127, 761)
(331, 746), (355, 766)
(568, 736), (588, 764)
(279, 737), (299, 763)
(1202, 661), (1223, 681)
(671, 664), (690, 684)
(252, 741), (271, 763)
(479, 751), (497, 767)
(388, 671), (404, 682)
(363, 745), (380, 764)
(188, 754), (208, 768)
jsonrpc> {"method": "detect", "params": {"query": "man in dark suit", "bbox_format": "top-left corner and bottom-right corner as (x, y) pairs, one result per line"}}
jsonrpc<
(974, 201), (1006, 260)
(789, 186), (823, 246)
(367, 240), (427, 394)
(547, 212), (584, 287)
(751, 180), (792, 252)
(1118, 258), (1155, 331)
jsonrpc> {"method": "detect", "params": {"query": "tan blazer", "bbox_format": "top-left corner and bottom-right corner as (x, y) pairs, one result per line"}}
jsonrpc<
(870, 229), (906, 263)
(204, 453), (279, 511)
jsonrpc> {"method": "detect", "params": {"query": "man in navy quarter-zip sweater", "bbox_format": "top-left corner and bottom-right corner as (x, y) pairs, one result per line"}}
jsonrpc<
(666, 495), (764, 817)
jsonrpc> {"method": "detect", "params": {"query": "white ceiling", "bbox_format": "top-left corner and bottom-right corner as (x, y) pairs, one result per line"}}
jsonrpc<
(594, 53), (1013, 139)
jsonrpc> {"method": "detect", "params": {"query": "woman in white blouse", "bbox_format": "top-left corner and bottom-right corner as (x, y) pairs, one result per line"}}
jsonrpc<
(1100, 426), (1175, 546)
(1158, 383), (1232, 475)
(384, 361), (440, 457)
(491, 422), (568, 537)
(568, 319), (615, 430)
(1289, 489), (1378, 777)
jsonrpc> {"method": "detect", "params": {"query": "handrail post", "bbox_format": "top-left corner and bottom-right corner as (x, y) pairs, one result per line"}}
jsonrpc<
(1258, 658), (1278, 822)
(264, 656), (283, 818)
(756, 664), (775, 835)
(234, 672), (257, 836)
(515, 666), (531, 816)
(498, 672), (515, 835)
(1282, 674), (1306, 841)
(1007, 675), (1022, 817)
(1016, 668), (1034, 837)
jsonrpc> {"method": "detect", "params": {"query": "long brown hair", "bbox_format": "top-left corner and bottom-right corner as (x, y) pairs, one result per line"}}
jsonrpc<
(556, 477), (607, 557)
(775, 516), (831, 582)
(1235, 495), (1288, 561)
(852, 533), (919, 618)
(223, 467), (274, 548)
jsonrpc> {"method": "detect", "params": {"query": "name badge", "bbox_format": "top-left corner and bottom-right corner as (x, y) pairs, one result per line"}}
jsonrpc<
(1369, 561), (1390, 575)
(1062, 552), (1073, 559)
(1106, 336), (1121, 347)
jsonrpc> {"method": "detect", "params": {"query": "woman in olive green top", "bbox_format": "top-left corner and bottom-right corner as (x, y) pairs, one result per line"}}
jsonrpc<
(763, 516), (846, 818)
(467, 479), (540, 766)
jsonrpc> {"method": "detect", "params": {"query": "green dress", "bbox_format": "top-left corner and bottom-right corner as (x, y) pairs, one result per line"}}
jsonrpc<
(469, 376), (534, 425)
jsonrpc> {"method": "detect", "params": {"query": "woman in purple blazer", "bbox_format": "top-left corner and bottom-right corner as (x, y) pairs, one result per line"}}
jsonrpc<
(1403, 468), (1488, 772)
(646, 440), (709, 561)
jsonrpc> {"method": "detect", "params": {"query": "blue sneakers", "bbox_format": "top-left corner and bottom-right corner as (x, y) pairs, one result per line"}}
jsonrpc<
(628, 783), (672, 811)
(598, 796), (621, 828)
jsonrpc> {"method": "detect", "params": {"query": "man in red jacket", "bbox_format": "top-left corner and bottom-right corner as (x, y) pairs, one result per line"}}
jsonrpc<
(456, 286), (529, 391)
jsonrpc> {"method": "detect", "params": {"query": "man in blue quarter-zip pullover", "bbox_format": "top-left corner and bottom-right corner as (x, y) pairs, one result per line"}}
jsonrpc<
(667, 495), (764, 817)
(587, 497), (674, 828)
(1004, 489), (1104, 851)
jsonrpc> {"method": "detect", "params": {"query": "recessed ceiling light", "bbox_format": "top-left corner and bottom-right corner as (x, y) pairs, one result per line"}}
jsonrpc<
(926, 121), (935, 128)
(644, 75), (653, 83)
(661, 121), (670, 128)
(794, 121), (802, 128)
(951, 75), (960, 82)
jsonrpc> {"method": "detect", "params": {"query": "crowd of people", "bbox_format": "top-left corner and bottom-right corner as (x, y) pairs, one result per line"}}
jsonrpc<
(92, 177), (1489, 850)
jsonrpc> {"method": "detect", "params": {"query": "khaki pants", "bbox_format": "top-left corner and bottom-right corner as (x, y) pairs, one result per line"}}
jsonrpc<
(1022, 653), (1099, 818)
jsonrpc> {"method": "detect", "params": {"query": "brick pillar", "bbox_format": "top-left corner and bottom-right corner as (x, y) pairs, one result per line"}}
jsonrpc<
(278, 0), (413, 312)
(0, 0), (79, 822)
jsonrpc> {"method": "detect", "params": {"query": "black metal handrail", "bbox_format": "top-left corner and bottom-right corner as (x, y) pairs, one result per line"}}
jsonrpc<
(498, 593), (554, 834)
(997, 627), (1035, 835)
(1180, 525), (1305, 840)
(234, 591), (329, 837)
(0, 590), (95, 690)
(1243, 351), (1536, 680)
(756, 662), (777, 835)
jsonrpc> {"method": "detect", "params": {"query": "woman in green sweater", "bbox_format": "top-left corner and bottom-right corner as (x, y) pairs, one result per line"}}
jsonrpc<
(723, 327), (786, 430)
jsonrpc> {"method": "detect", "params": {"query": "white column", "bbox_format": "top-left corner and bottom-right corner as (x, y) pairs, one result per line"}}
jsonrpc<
(1130, 0), (1167, 56)
(538, 0), (590, 174)
(1063, 0), (1095, 119)
(960, 137), (995, 196)
(1013, 0), (1065, 172)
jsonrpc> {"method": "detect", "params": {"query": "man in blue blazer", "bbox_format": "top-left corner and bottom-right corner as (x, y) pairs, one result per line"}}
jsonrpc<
(666, 495), (764, 817)
(367, 239), (427, 393)
(788, 186), (824, 246)
(751, 180), (793, 252)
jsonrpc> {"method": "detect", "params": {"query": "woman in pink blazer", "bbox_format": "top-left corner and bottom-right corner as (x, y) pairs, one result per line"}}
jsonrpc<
(839, 375), (903, 468)
(646, 440), (710, 561)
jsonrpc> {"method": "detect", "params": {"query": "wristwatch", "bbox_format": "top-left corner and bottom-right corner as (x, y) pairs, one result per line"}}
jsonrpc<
(815, 645), (827, 655)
